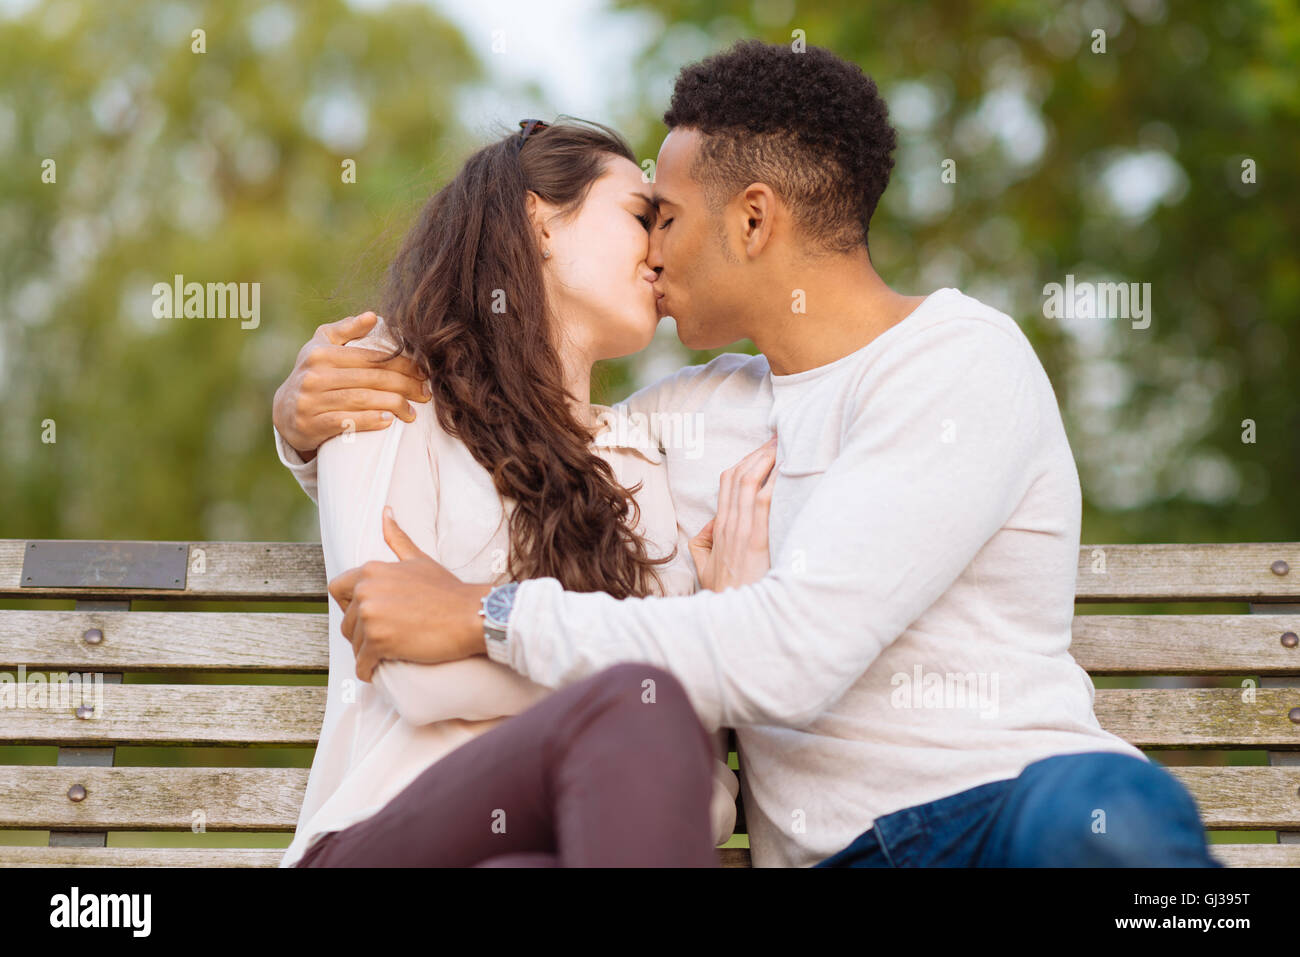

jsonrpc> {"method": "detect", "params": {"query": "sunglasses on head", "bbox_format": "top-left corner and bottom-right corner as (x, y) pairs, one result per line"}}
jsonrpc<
(516, 118), (549, 153)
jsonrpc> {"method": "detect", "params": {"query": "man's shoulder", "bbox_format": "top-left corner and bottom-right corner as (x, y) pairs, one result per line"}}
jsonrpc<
(882, 288), (1038, 374)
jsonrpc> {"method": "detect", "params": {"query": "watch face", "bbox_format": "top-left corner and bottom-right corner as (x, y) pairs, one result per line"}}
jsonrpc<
(483, 581), (518, 629)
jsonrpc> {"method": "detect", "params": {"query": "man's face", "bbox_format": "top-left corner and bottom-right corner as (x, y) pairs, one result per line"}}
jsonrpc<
(648, 128), (747, 350)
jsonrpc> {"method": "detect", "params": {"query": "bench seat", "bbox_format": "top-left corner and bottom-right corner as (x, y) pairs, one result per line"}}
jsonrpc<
(2, 540), (1298, 867)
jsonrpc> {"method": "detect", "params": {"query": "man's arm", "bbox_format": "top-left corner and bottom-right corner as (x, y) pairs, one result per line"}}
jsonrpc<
(272, 312), (430, 503)
(495, 320), (1043, 733)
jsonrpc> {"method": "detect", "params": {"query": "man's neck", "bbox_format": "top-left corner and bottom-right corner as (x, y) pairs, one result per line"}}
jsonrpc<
(750, 253), (929, 376)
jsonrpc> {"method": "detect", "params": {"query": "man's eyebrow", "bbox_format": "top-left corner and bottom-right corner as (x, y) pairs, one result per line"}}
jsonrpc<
(650, 192), (677, 209)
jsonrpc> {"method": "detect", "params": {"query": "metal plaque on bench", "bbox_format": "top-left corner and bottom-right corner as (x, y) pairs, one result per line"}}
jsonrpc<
(20, 541), (189, 590)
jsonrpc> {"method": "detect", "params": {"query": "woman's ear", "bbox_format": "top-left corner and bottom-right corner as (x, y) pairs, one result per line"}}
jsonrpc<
(524, 190), (552, 246)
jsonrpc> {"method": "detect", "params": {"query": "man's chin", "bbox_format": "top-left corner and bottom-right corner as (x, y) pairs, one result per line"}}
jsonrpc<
(671, 314), (722, 351)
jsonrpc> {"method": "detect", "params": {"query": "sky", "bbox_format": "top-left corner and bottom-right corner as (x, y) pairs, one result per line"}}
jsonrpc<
(365, 0), (661, 140)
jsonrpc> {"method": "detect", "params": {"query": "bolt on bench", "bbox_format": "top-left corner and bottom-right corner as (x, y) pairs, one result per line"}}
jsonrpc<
(1, 539), (1299, 867)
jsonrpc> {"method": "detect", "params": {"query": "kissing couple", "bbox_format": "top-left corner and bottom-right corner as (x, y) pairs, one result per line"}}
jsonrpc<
(272, 39), (1218, 869)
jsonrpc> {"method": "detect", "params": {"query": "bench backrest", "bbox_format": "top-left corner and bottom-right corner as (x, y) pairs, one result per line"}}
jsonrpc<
(1, 539), (1298, 867)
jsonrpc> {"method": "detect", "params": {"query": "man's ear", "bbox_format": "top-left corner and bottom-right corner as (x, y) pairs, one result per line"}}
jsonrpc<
(739, 183), (777, 259)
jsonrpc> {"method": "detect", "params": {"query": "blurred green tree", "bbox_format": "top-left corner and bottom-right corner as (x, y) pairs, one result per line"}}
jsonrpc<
(613, 0), (1300, 545)
(1, 0), (480, 542)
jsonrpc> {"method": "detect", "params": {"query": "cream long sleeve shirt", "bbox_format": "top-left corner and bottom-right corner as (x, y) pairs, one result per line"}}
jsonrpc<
(275, 319), (739, 868)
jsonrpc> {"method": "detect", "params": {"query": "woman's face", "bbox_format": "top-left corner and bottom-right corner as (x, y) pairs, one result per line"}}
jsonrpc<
(539, 156), (661, 361)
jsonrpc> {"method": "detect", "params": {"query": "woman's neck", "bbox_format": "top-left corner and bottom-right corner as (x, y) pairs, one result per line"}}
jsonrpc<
(557, 343), (599, 436)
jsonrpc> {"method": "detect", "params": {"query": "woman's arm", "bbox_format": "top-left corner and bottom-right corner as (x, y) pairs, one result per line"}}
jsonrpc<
(372, 656), (550, 724)
(316, 320), (550, 726)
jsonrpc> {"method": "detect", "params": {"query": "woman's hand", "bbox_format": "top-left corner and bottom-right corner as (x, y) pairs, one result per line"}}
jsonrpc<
(689, 435), (777, 591)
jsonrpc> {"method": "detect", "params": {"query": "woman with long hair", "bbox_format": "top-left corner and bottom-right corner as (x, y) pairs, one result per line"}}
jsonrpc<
(279, 117), (765, 867)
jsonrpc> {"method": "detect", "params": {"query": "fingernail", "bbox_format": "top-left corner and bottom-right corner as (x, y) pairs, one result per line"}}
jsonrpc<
(383, 506), (393, 519)
(422, 381), (432, 396)
(380, 411), (392, 421)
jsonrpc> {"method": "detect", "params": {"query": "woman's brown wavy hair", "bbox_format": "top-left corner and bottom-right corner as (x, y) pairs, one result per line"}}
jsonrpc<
(377, 117), (676, 599)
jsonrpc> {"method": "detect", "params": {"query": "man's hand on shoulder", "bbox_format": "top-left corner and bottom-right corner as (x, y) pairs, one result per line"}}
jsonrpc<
(272, 311), (431, 461)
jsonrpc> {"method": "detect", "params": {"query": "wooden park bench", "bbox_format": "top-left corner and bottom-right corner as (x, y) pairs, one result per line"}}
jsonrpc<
(2, 538), (1299, 867)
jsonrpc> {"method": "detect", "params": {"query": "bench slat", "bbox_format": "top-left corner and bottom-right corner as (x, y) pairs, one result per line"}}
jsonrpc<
(3, 686), (1299, 747)
(1070, 614), (1300, 674)
(0, 846), (287, 867)
(5, 541), (1300, 602)
(0, 611), (328, 672)
(1202, 843), (1300, 867)
(2, 685), (327, 746)
(0, 765), (1296, 830)
(1093, 689), (1300, 748)
(0, 542), (326, 601)
(1074, 543), (1300, 602)
(4, 611), (1299, 675)
(0, 767), (309, 830)
(0, 842), (1292, 868)
(1171, 766), (1300, 828)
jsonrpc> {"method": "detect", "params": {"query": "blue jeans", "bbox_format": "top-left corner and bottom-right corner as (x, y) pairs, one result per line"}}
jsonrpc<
(814, 751), (1222, 867)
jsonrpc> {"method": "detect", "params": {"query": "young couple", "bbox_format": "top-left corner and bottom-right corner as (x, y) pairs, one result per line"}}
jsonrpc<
(272, 40), (1219, 868)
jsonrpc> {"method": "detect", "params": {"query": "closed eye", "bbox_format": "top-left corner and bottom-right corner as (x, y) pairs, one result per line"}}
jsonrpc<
(657, 217), (673, 230)
(635, 212), (653, 231)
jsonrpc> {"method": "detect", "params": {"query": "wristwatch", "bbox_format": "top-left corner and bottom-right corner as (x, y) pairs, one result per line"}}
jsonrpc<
(480, 581), (520, 664)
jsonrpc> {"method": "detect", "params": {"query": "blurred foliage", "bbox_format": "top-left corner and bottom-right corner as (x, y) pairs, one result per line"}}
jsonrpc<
(614, 0), (1300, 546)
(2, 0), (1296, 547)
(0, 0), (480, 542)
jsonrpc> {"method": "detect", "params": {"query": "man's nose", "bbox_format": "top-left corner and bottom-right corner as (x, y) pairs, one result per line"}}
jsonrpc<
(647, 230), (664, 271)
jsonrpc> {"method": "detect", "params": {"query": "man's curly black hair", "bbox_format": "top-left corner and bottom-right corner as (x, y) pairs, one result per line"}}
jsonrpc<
(663, 39), (897, 255)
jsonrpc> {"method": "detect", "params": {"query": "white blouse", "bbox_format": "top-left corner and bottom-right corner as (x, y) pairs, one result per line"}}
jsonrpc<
(276, 319), (739, 867)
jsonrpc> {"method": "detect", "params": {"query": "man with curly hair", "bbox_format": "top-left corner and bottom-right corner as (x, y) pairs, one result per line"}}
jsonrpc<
(274, 40), (1219, 869)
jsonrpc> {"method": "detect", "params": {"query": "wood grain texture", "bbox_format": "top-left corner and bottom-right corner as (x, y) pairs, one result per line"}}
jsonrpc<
(1092, 688), (1300, 748)
(6, 611), (1299, 675)
(1070, 614), (1300, 674)
(1074, 543), (1300, 602)
(5, 684), (1298, 748)
(0, 765), (1295, 830)
(0, 767), (308, 829)
(1168, 766), (1300, 828)
(4, 540), (1300, 602)
(0, 846), (286, 867)
(0, 843), (1293, 868)
(3, 536), (1300, 870)
(0, 610), (328, 671)
(2, 684), (326, 746)
(0, 541), (326, 601)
